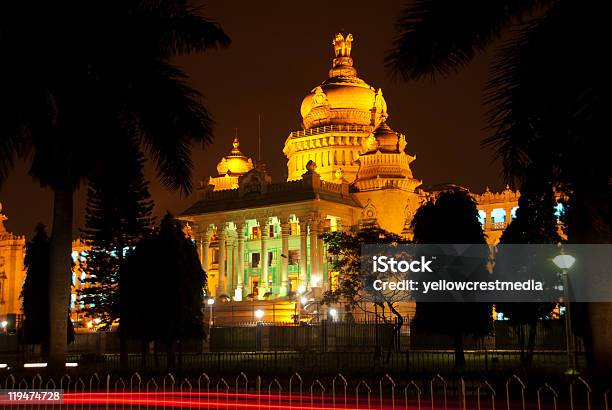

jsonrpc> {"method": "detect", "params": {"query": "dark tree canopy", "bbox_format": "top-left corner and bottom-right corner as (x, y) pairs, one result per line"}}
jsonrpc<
(494, 174), (562, 366)
(121, 213), (206, 343)
(0, 1), (229, 369)
(388, 0), (610, 373)
(410, 189), (493, 365)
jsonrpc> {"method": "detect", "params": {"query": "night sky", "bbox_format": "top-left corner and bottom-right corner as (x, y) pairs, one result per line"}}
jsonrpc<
(0, 0), (505, 238)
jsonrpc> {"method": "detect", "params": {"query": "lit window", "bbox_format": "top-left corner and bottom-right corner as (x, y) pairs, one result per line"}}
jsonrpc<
(251, 253), (260, 268)
(477, 210), (486, 225)
(491, 208), (506, 223)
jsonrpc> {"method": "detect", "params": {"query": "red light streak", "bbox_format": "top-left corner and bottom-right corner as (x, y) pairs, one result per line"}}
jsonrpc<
(58, 391), (442, 409)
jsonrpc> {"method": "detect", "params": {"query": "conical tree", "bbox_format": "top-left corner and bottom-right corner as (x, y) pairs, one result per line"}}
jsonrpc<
(78, 142), (154, 368)
(20, 223), (74, 354)
(121, 213), (205, 371)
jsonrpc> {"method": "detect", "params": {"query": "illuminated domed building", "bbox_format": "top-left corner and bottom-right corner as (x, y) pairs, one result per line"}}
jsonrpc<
(208, 137), (254, 191)
(180, 33), (521, 315)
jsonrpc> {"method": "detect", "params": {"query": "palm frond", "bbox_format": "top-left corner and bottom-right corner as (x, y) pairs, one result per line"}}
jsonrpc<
(386, 0), (551, 80)
(482, 0), (605, 184)
(127, 61), (212, 194)
(147, 1), (230, 55)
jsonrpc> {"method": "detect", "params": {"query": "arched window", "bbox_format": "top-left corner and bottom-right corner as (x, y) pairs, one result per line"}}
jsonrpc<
(478, 210), (486, 226)
(491, 208), (506, 223)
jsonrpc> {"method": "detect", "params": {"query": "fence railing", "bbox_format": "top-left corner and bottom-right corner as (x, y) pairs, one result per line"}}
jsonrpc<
(0, 371), (607, 409)
(1, 350), (584, 378)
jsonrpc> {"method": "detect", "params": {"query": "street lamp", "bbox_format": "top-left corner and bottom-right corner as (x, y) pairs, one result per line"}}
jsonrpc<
(207, 298), (215, 340)
(329, 308), (338, 322)
(553, 253), (577, 375)
(254, 309), (264, 320)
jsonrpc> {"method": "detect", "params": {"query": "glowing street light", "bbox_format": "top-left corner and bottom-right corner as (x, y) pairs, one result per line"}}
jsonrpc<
(553, 253), (578, 375)
(0, 320), (7, 329)
(553, 254), (576, 270)
(329, 308), (338, 322)
(207, 298), (215, 341)
(254, 309), (264, 320)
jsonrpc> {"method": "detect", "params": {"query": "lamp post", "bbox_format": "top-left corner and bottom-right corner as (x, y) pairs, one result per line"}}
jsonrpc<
(207, 298), (215, 341)
(553, 253), (577, 375)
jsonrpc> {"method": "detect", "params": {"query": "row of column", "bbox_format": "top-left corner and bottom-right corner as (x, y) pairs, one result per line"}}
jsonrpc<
(199, 216), (329, 301)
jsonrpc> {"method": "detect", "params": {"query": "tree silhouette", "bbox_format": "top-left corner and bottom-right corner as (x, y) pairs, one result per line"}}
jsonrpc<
(121, 213), (205, 371)
(78, 142), (154, 368)
(387, 0), (608, 372)
(0, 2), (229, 371)
(20, 223), (74, 355)
(322, 227), (411, 357)
(495, 173), (562, 368)
(410, 189), (492, 366)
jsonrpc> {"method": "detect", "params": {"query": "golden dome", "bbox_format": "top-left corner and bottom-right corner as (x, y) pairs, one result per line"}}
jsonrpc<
(299, 33), (388, 130)
(363, 121), (407, 153)
(216, 137), (253, 176)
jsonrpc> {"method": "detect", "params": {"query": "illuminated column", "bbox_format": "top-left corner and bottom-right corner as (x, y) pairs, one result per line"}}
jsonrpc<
(280, 221), (290, 296)
(217, 228), (227, 296)
(309, 217), (320, 290)
(317, 220), (325, 290)
(299, 221), (308, 290)
(201, 229), (211, 273)
(485, 209), (492, 231)
(259, 218), (269, 299)
(235, 223), (245, 301)
(229, 238), (236, 297)
(505, 207), (513, 226)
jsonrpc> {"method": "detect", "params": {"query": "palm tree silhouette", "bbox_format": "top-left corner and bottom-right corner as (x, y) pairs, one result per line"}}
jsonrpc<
(387, 0), (608, 372)
(0, 1), (229, 372)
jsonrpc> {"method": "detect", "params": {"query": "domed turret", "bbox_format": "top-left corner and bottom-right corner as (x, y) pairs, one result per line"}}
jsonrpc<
(216, 137), (253, 175)
(209, 137), (254, 191)
(363, 121), (407, 153)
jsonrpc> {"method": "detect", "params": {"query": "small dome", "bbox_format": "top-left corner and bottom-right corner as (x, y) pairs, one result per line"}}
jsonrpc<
(363, 121), (406, 153)
(216, 137), (253, 175)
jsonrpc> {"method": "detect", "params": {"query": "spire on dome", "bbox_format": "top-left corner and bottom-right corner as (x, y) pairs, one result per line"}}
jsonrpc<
(330, 33), (357, 78)
(215, 136), (254, 177)
(230, 136), (241, 155)
(332, 33), (353, 58)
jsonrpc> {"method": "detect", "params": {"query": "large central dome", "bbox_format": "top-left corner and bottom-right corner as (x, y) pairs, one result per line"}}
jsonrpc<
(299, 33), (387, 130)
(284, 33), (397, 183)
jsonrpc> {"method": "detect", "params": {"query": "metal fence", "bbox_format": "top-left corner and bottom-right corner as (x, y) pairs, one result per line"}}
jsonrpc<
(210, 321), (396, 352)
(0, 371), (607, 409)
(0, 319), (569, 355)
(81, 350), (581, 376)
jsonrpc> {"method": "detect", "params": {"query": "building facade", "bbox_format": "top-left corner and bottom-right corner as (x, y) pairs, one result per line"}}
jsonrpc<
(180, 33), (522, 305)
(0, 203), (26, 328)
